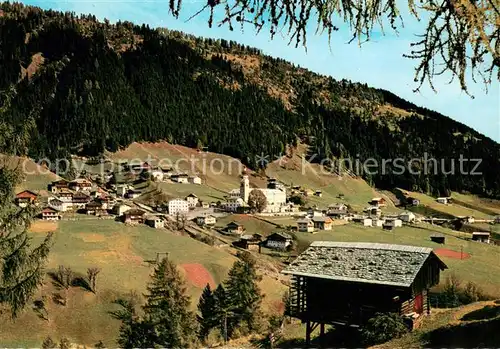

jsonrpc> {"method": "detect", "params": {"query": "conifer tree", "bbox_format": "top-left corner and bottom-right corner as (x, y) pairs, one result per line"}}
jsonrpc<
(197, 283), (217, 341)
(142, 258), (198, 347)
(213, 284), (231, 342)
(225, 252), (263, 334)
(0, 164), (52, 317)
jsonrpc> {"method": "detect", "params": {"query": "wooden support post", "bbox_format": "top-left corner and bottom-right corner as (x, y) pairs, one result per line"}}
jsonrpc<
(305, 320), (311, 347)
(319, 323), (325, 347)
(426, 288), (431, 315)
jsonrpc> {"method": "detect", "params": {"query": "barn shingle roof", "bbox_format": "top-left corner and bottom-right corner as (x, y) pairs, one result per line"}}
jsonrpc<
(282, 241), (447, 287)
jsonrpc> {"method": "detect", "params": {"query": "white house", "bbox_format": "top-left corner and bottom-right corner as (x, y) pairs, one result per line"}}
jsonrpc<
(146, 217), (165, 229)
(385, 218), (403, 227)
(185, 193), (199, 208)
(265, 232), (293, 250)
(436, 197), (450, 204)
(472, 232), (490, 244)
(297, 218), (315, 233)
(113, 203), (132, 216)
(171, 174), (189, 183)
(223, 198), (245, 212)
(168, 199), (189, 215)
(188, 176), (202, 185)
(328, 203), (348, 212)
(399, 211), (416, 223)
(196, 215), (217, 226)
(361, 218), (373, 226)
(372, 218), (385, 227)
(150, 170), (164, 181)
(49, 198), (72, 212)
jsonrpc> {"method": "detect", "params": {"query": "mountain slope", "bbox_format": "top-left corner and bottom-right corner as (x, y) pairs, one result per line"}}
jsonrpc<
(1, 2), (499, 198)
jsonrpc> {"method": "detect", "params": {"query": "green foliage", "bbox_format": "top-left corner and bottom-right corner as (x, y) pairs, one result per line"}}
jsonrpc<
(0, 3), (499, 199)
(114, 258), (198, 348)
(248, 189), (267, 213)
(361, 312), (408, 345)
(0, 165), (53, 317)
(224, 251), (263, 335)
(197, 283), (217, 341)
(435, 275), (491, 308)
(288, 195), (306, 206)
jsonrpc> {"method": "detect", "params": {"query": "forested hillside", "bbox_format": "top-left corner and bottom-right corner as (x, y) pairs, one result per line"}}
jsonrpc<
(1, 2), (499, 198)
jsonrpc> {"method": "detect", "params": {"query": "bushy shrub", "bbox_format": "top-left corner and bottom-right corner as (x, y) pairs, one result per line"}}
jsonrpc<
(361, 312), (408, 345)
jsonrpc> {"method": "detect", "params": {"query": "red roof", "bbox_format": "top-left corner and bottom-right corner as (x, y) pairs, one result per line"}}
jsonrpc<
(42, 207), (58, 214)
(16, 190), (38, 199)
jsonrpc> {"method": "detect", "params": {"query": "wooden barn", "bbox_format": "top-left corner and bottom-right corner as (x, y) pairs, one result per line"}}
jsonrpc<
(282, 241), (447, 344)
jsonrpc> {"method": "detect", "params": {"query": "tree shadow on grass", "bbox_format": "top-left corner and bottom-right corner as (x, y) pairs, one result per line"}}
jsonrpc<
(275, 326), (366, 349)
(423, 317), (500, 348)
(72, 276), (92, 292)
(461, 305), (500, 321)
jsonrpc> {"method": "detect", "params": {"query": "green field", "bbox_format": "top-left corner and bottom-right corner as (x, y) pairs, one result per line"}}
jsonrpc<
(1, 219), (237, 347)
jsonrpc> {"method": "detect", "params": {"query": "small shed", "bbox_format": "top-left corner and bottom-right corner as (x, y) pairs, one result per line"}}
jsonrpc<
(226, 221), (244, 235)
(472, 232), (490, 244)
(430, 235), (446, 244)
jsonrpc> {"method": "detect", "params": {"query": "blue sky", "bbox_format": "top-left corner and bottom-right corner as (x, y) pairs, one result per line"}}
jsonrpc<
(19, 0), (500, 142)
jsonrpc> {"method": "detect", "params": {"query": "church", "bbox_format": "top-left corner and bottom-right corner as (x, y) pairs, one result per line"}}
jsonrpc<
(228, 174), (287, 213)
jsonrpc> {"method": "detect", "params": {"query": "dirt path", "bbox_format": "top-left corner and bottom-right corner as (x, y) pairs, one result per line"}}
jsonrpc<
(450, 300), (498, 325)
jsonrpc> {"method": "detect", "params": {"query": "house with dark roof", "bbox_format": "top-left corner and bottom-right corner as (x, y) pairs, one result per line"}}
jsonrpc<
(41, 207), (60, 221)
(282, 241), (447, 343)
(226, 221), (244, 235)
(311, 216), (333, 231)
(265, 232), (293, 250)
(122, 209), (146, 224)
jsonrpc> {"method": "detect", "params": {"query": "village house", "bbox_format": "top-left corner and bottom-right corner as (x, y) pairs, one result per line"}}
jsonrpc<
(223, 198), (245, 212)
(98, 196), (114, 210)
(436, 197), (450, 204)
(200, 201), (210, 209)
(168, 198), (189, 216)
(188, 175), (202, 185)
(150, 170), (164, 181)
(185, 193), (199, 208)
(314, 190), (323, 197)
(328, 203), (348, 212)
(116, 184), (134, 197)
(297, 218), (315, 233)
(113, 203), (132, 216)
(265, 232), (293, 250)
(226, 221), (244, 235)
(57, 188), (74, 203)
(48, 180), (69, 194)
(41, 207), (60, 221)
(307, 209), (324, 218)
(171, 174), (189, 183)
(327, 209), (348, 220)
(312, 216), (333, 231)
(85, 201), (107, 216)
(472, 232), (490, 244)
(282, 242), (447, 343)
(233, 234), (262, 251)
(69, 178), (93, 192)
(48, 198), (72, 212)
(370, 197), (387, 207)
(145, 216), (165, 229)
(196, 215), (217, 226)
(72, 192), (91, 210)
(372, 218), (385, 227)
(122, 209), (146, 224)
(385, 218), (403, 228)
(15, 190), (38, 207)
(399, 211), (416, 223)
(354, 217), (372, 226)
